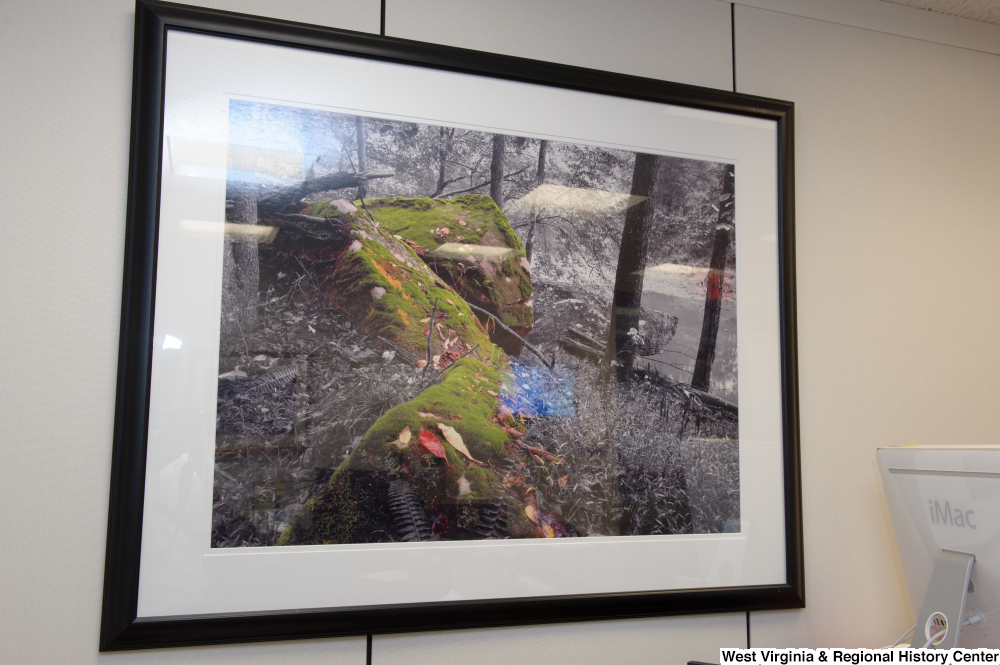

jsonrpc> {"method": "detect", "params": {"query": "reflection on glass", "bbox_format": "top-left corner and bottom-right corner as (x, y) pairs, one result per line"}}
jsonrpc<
(208, 100), (740, 548)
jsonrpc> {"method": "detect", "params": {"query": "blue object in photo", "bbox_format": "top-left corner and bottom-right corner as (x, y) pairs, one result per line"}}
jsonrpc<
(502, 360), (574, 417)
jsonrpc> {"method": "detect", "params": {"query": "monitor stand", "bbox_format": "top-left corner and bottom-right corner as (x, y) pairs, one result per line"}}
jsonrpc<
(913, 549), (975, 649)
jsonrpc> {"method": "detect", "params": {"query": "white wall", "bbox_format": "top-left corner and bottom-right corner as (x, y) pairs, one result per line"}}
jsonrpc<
(1, 0), (998, 662)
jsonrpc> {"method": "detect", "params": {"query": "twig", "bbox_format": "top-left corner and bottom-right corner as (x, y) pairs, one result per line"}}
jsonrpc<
(421, 343), (480, 388)
(424, 297), (439, 374)
(463, 300), (554, 369)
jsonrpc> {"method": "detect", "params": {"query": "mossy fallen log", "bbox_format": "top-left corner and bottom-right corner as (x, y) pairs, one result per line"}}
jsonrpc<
(341, 195), (534, 355)
(278, 357), (537, 544)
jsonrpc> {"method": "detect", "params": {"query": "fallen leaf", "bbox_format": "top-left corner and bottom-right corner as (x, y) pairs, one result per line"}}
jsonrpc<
(438, 423), (480, 463)
(458, 476), (472, 496)
(420, 317), (431, 323)
(417, 411), (439, 418)
(423, 328), (430, 336)
(524, 505), (539, 524)
(416, 360), (427, 368)
(446, 298), (455, 306)
(391, 427), (412, 449)
(519, 443), (557, 461)
(557, 475), (568, 487)
(503, 426), (525, 440)
(418, 428), (446, 458)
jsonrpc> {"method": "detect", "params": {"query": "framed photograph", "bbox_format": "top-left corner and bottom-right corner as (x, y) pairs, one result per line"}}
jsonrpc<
(101, 0), (802, 650)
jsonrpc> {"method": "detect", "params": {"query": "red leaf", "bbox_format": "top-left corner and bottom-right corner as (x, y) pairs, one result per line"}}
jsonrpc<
(418, 428), (446, 458)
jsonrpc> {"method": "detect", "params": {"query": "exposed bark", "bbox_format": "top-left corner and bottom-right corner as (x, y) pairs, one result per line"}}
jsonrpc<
(258, 212), (348, 242)
(489, 134), (506, 210)
(607, 153), (662, 380)
(691, 165), (736, 392)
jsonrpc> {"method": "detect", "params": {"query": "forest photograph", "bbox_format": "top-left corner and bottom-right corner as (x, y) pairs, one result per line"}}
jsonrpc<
(211, 98), (740, 548)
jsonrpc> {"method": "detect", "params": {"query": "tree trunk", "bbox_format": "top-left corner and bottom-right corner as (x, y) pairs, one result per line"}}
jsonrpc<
(221, 179), (260, 349)
(525, 216), (537, 265)
(432, 127), (456, 198)
(525, 140), (547, 265)
(490, 134), (505, 210)
(536, 139), (547, 183)
(691, 165), (736, 392)
(607, 152), (662, 381)
(355, 116), (367, 172)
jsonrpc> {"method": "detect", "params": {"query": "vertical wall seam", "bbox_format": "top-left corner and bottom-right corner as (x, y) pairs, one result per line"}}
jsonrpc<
(731, 2), (737, 92)
(367, 634), (373, 664)
(380, 0), (386, 36)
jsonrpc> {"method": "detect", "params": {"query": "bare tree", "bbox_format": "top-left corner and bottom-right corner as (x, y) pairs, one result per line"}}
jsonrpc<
(607, 153), (663, 380)
(691, 165), (735, 391)
(431, 127), (459, 198)
(355, 116), (367, 172)
(489, 134), (506, 209)
(524, 139), (548, 264)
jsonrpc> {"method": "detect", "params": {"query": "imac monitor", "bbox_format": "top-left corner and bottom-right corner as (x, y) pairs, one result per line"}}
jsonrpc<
(877, 446), (1000, 647)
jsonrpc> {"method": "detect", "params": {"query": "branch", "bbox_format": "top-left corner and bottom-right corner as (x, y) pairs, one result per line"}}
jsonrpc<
(431, 175), (467, 199)
(440, 180), (491, 197)
(439, 167), (532, 198)
(463, 301), (553, 369)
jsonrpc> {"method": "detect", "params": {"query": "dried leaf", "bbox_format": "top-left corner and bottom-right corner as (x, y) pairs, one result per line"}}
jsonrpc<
(420, 317), (431, 323)
(418, 428), (446, 458)
(557, 475), (568, 487)
(457, 476), (472, 496)
(524, 504), (539, 524)
(417, 411), (439, 418)
(446, 298), (455, 306)
(416, 360), (427, 368)
(391, 426), (412, 449)
(437, 423), (480, 463)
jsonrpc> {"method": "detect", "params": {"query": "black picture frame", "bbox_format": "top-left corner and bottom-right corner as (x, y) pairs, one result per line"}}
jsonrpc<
(101, 0), (802, 651)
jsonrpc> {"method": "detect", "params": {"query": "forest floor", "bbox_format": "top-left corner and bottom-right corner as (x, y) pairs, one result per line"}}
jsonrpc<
(213, 278), (739, 546)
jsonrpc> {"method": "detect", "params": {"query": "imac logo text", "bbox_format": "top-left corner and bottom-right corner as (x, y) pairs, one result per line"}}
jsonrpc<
(928, 500), (976, 529)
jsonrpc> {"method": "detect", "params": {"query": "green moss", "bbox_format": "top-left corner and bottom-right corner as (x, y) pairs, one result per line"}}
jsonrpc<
(357, 356), (510, 465)
(298, 200), (350, 218)
(279, 355), (526, 544)
(464, 466), (494, 496)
